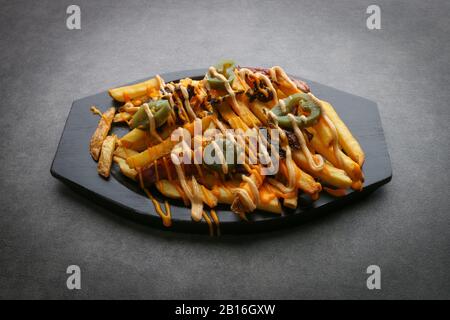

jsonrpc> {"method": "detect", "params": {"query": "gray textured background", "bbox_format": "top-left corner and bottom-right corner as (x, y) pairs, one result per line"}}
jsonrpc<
(0, 0), (449, 299)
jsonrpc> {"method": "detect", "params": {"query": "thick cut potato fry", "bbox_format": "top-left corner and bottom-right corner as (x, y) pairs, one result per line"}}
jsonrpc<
(113, 146), (139, 159)
(120, 125), (175, 152)
(292, 150), (352, 189)
(155, 179), (218, 208)
(109, 78), (160, 102)
(226, 97), (261, 128)
(248, 99), (275, 124)
(90, 107), (116, 161)
(278, 159), (321, 196)
(120, 128), (150, 151)
(127, 138), (175, 169)
(276, 78), (301, 97)
(310, 134), (363, 183)
(126, 115), (214, 169)
(113, 156), (137, 180)
(225, 180), (283, 213)
(320, 100), (365, 166)
(217, 102), (249, 129)
(283, 190), (298, 209)
(293, 164), (322, 196)
(98, 135), (116, 178)
(313, 116), (333, 147)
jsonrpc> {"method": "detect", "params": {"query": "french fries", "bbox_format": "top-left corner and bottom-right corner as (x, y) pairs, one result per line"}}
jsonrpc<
(156, 179), (282, 214)
(292, 150), (352, 189)
(156, 179), (218, 208)
(120, 128), (151, 151)
(113, 156), (138, 180)
(97, 135), (116, 178)
(89, 63), (366, 229)
(109, 78), (160, 102)
(320, 100), (365, 166)
(126, 115), (214, 169)
(113, 146), (139, 159)
(89, 107), (115, 161)
(310, 133), (363, 185)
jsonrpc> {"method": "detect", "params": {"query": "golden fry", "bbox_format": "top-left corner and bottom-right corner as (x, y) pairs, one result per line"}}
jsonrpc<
(109, 78), (160, 102)
(113, 146), (139, 159)
(127, 115), (214, 169)
(89, 107), (115, 161)
(97, 135), (116, 178)
(113, 156), (137, 180)
(320, 100), (365, 166)
(310, 133), (363, 182)
(313, 116), (333, 147)
(292, 150), (352, 189)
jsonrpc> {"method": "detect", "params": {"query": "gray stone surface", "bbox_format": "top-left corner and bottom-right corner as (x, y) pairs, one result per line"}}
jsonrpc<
(0, 0), (449, 299)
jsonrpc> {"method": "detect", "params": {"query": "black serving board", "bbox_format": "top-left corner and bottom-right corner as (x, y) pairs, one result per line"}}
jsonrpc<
(51, 69), (392, 234)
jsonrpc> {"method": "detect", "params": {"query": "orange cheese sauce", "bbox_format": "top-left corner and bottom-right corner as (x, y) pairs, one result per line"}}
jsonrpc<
(202, 211), (214, 236)
(210, 210), (220, 236)
(144, 188), (172, 227)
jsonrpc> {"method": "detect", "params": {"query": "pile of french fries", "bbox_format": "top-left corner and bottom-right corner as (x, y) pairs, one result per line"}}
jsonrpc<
(89, 62), (365, 222)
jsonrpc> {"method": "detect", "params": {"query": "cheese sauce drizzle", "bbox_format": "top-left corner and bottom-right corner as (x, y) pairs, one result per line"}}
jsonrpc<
(143, 103), (163, 143)
(179, 84), (197, 120)
(202, 211), (214, 236)
(210, 210), (220, 236)
(170, 140), (204, 221)
(269, 66), (301, 91)
(144, 188), (172, 227)
(287, 113), (324, 172)
(237, 68), (278, 102)
(208, 67), (243, 117)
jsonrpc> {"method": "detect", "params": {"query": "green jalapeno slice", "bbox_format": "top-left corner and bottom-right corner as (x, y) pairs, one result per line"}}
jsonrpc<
(206, 59), (236, 90)
(271, 93), (321, 129)
(130, 99), (171, 129)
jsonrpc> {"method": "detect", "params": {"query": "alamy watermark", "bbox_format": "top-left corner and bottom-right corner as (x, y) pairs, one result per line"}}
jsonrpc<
(169, 120), (281, 176)
(366, 5), (381, 30)
(366, 265), (381, 290)
(66, 5), (81, 30)
(66, 265), (81, 290)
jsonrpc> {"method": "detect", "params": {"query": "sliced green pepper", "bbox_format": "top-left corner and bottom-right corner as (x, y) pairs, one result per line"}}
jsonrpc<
(206, 59), (236, 90)
(130, 99), (171, 129)
(271, 93), (322, 129)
